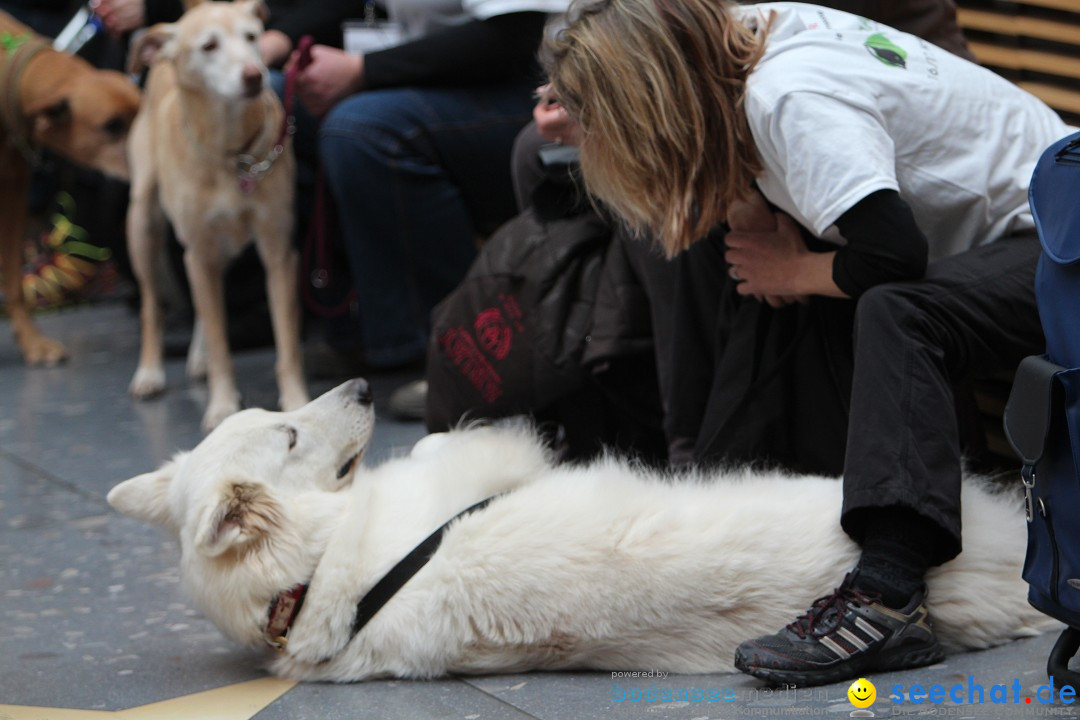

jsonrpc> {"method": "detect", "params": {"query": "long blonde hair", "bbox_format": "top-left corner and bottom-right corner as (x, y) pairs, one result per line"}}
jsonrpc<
(546, 0), (769, 257)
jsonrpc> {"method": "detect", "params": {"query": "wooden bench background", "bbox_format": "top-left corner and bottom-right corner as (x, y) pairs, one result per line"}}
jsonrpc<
(958, 0), (1080, 123)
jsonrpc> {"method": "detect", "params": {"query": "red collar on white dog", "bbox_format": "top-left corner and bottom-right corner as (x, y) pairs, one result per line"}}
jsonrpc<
(265, 583), (307, 652)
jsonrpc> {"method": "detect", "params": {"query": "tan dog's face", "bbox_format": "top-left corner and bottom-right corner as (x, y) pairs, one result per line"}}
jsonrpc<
(107, 379), (375, 555)
(30, 69), (140, 181)
(133, 0), (269, 101)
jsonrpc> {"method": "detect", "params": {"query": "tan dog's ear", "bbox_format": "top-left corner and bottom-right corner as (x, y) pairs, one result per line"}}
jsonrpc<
(183, 0), (208, 9)
(128, 23), (178, 75)
(107, 455), (186, 530)
(194, 481), (282, 557)
(239, 0), (270, 23)
(28, 97), (72, 141)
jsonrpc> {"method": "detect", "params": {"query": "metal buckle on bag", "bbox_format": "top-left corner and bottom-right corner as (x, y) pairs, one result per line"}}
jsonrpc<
(1022, 464), (1045, 522)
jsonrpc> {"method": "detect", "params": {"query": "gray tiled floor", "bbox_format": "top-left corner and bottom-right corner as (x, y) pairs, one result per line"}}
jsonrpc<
(2, 302), (1078, 719)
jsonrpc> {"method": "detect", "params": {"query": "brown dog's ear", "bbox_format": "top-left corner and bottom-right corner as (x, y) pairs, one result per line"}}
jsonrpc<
(238, 0), (270, 23)
(128, 23), (178, 74)
(107, 455), (186, 531)
(194, 481), (283, 558)
(28, 97), (72, 140)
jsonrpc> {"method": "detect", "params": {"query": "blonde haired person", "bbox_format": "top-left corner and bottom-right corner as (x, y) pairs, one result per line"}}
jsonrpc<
(546, 0), (1074, 687)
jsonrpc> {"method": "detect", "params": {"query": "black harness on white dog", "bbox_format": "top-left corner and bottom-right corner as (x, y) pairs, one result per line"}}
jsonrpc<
(265, 495), (497, 654)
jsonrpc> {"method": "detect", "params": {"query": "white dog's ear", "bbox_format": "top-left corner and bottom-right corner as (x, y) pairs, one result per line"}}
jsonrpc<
(107, 456), (184, 530)
(239, 0), (270, 23)
(128, 23), (178, 75)
(194, 481), (282, 557)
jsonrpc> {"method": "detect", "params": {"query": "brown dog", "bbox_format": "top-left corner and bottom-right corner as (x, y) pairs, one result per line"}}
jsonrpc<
(126, 0), (307, 431)
(0, 10), (140, 365)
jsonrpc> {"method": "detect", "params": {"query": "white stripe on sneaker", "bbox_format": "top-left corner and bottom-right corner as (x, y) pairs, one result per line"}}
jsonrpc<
(820, 635), (851, 659)
(837, 626), (869, 651)
(855, 617), (885, 642)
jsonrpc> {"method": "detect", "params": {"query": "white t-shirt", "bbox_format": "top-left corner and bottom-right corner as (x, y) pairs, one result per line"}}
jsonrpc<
(464, 0), (569, 20)
(388, 0), (566, 43)
(738, 2), (1075, 259)
(386, 0), (471, 40)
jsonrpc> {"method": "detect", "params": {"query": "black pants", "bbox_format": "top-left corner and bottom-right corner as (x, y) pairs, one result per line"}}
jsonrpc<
(842, 232), (1043, 564)
(642, 229), (1044, 566)
(649, 228), (855, 474)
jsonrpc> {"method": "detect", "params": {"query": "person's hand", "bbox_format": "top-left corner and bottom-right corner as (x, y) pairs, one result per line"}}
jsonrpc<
(725, 207), (817, 307)
(725, 192), (805, 308)
(294, 45), (364, 117)
(726, 191), (775, 234)
(95, 0), (146, 36)
(259, 29), (293, 68)
(533, 84), (581, 146)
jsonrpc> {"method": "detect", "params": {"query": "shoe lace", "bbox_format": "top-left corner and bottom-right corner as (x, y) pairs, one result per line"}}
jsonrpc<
(786, 583), (880, 639)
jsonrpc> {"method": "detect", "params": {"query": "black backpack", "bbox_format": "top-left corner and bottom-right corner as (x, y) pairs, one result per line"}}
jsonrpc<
(425, 205), (611, 429)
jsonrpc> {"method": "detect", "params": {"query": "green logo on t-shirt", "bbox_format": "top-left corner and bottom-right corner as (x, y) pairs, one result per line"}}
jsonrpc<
(865, 33), (907, 68)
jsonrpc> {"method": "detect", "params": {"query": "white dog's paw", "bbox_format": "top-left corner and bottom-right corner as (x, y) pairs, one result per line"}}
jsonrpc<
(202, 396), (240, 432)
(284, 602), (355, 666)
(129, 367), (167, 399)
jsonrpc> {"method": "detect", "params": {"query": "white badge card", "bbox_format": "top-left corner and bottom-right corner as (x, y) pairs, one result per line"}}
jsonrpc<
(343, 21), (405, 55)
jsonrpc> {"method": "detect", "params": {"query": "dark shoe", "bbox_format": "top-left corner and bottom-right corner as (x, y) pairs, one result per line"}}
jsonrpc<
(303, 339), (371, 380)
(387, 379), (427, 422)
(734, 573), (944, 686)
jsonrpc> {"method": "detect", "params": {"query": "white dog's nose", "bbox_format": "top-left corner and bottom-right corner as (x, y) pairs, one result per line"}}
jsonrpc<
(241, 64), (263, 96)
(350, 378), (373, 405)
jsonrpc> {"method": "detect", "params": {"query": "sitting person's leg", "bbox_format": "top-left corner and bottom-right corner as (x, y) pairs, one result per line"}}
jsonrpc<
(735, 231), (1045, 686)
(318, 82), (533, 369)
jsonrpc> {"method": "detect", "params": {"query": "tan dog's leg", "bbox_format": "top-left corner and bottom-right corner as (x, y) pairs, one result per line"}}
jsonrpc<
(186, 317), (208, 382)
(181, 233), (240, 431)
(0, 153), (69, 366)
(253, 215), (308, 411)
(127, 173), (169, 399)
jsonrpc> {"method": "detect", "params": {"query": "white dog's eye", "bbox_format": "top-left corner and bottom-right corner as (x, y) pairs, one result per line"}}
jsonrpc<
(202, 37), (219, 53)
(279, 425), (298, 450)
(244, 32), (257, 43)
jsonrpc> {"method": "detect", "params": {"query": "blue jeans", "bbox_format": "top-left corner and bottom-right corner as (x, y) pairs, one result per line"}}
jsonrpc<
(307, 82), (534, 368)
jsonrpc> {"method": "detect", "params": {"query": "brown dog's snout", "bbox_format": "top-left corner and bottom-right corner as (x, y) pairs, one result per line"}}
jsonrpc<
(241, 64), (263, 96)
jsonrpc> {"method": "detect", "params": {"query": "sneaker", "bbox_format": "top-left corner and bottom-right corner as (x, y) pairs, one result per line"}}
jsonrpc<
(388, 379), (428, 422)
(733, 572), (944, 686)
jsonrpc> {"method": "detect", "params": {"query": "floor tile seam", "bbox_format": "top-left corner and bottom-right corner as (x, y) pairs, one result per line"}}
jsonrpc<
(458, 677), (546, 719)
(0, 446), (109, 507)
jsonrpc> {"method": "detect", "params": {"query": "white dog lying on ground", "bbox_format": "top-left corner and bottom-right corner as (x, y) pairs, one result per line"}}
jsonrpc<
(107, 379), (1053, 682)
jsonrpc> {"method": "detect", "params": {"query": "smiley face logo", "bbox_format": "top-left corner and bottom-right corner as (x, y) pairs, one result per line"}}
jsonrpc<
(848, 678), (876, 708)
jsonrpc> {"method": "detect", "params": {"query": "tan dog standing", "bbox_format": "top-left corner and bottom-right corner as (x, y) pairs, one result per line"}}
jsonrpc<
(126, 0), (307, 431)
(0, 10), (140, 365)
